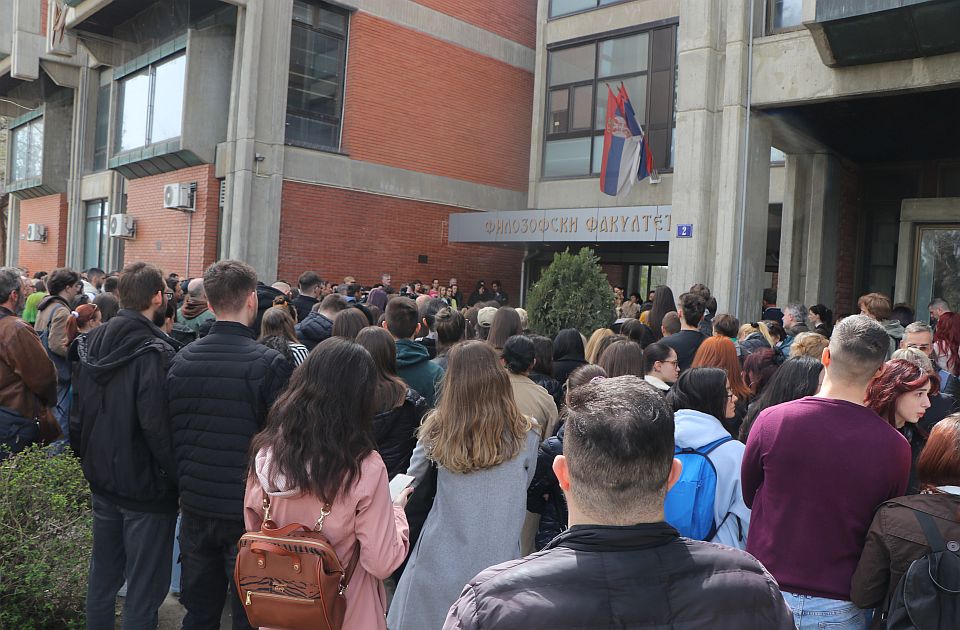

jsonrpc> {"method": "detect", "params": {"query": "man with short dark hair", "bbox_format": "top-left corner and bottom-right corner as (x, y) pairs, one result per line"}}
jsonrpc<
(929, 297), (950, 327)
(293, 270), (323, 322)
(0, 267), (57, 454)
(445, 376), (794, 629)
(74, 262), (179, 630)
(742, 315), (912, 630)
(761, 288), (783, 324)
(385, 297), (444, 406)
(296, 292), (348, 350)
(168, 260), (292, 630)
(659, 292), (706, 371)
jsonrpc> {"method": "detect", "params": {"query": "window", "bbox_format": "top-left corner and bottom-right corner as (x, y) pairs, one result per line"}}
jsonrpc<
(93, 83), (110, 171)
(549, 0), (626, 19)
(767, 0), (803, 33)
(543, 25), (677, 179)
(286, 1), (348, 151)
(83, 200), (110, 271)
(9, 117), (44, 183)
(116, 53), (186, 154)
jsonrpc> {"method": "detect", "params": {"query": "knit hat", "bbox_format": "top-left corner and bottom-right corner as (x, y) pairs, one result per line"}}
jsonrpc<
(477, 306), (498, 328)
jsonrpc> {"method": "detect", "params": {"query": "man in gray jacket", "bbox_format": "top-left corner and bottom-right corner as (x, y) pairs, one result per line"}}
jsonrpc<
(444, 376), (794, 630)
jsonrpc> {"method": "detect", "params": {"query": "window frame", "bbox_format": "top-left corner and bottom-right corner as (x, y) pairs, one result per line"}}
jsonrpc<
(765, 0), (805, 35)
(7, 114), (44, 185)
(82, 199), (111, 272)
(114, 51), (186, 156)
(285, 0), (350, 152)
(541, 21), (677, 181)
(548, 0), (634, 20)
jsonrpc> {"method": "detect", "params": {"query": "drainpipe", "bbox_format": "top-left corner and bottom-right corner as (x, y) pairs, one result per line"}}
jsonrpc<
(734, 0), (756, 319)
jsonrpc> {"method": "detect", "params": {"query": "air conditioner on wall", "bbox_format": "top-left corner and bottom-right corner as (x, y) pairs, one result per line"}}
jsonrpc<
(163, 183), (195, 210)
(108, 214), (136, 239)
(26, 224), (47, 242)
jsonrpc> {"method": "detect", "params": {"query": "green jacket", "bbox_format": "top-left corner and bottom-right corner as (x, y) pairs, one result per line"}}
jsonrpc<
(395, 339), (445, 407)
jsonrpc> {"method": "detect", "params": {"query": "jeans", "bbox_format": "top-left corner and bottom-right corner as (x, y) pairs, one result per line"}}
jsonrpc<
(179, 510), (254, 630)
(171, 514), (182, 593)
(783, 592), (870, 630)
(86, 493), (177, 630)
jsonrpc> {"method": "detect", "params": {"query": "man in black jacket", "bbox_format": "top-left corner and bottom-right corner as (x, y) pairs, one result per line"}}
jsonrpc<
(296, 292), (347, 350)
(168, 260), (292, 630)
(292, 270), (323, 323)
(444, 376), (794, 630)
(74, 262), (179, 630)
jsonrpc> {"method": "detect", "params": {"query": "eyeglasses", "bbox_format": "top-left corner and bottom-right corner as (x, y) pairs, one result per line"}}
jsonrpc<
(164, 291), (175, 300)
(659, 359), (679, 368)
(906, 343), (932, 351)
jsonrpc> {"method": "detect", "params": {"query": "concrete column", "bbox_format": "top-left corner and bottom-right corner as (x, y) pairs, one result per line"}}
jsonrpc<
(65, 56), (92, 269)
(5, 195), (20, 267)
(219, 0), (292, 282)
(777, 154), (813, 304)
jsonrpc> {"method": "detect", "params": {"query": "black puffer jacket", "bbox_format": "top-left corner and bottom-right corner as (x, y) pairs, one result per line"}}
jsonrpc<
(167, 321), (292, 521)
(372, 388), (426, 478)
(73, 310), (178, 513)
(527, 424), (566, 550)
(296, 311), (333, 350)
(445, 523), (795, 630)
(254, 282), (283, 335)
(529, 372), (563, 411)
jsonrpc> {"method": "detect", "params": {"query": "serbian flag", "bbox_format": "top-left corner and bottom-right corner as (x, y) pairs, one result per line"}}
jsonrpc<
(600, 83), (656, 196)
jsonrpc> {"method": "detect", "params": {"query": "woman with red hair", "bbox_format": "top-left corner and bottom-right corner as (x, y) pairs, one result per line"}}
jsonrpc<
(866, 359), (936, 493)
(851, 413), (960, 627)
(693, 336), (751, 436)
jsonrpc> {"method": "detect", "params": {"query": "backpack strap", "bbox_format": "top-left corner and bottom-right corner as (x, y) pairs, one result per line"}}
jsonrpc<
(914, 510), (947, 553)
(700, 435), (733, 455)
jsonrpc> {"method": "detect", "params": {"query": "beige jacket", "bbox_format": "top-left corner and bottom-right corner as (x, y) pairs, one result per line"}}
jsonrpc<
(509, 372), (559, 439)
(34, 295), (72, 358)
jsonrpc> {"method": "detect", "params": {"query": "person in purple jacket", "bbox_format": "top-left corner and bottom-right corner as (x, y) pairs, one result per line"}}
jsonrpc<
(742, 315), (912, 630)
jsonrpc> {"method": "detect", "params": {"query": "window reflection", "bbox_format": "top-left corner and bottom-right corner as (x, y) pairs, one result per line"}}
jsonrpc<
(116, 52), (185, 154)
(9, 118), (43, 182)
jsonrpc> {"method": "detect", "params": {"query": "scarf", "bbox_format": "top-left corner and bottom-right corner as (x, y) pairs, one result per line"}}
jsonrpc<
(180, 297), (209, 319)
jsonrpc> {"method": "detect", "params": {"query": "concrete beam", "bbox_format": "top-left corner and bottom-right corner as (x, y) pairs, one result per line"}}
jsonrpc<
(545, 0), (679, 46)
(65, 0), (115, 30)
(40, 59), (80, 87)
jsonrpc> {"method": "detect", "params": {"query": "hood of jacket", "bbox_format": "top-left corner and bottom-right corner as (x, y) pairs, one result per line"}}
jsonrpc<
(674, 408), (730, 449)
(180, 297), (209, 320)
(80, 309), (174, 385)
(254, 447), (300, 499)
(882, 319), (905, 339)
(395, 338), (430, 368)
(37, 294), (69, 313)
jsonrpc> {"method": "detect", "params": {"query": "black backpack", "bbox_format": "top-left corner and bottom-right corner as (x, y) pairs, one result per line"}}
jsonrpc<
(885, 508), (960, 630)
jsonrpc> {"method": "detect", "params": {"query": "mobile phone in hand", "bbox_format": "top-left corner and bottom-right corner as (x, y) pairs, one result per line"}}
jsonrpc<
(389, 474), (415, 501)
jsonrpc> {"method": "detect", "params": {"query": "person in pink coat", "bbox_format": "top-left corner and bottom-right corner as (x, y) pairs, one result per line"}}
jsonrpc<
(243, 337), (411, 630)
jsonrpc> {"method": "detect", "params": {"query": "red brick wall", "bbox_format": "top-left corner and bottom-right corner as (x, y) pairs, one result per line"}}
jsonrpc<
(122, 165), (220, 279)
(411, 0), (537, 48)
(343, 13), (533, 192)
(834, 161), (862, 317)
(279, 182), (523, 300)
(18, 193), (67, 274)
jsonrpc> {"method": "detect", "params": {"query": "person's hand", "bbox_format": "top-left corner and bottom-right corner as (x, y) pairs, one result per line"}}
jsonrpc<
(393, 486), (414, 508)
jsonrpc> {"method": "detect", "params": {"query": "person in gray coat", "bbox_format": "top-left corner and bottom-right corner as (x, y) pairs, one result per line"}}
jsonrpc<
(387, 341), (539, 630)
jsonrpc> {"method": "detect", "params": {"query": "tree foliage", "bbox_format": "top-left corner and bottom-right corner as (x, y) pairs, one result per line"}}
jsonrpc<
(0, 446), (92, 629)
(527, 247), (616, 338)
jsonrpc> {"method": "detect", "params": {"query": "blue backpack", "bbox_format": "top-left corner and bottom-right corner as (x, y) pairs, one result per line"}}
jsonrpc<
(664, 436), (732, 540)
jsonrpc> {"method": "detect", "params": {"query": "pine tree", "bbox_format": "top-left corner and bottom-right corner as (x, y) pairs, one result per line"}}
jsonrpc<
(527, 247), (616, 338)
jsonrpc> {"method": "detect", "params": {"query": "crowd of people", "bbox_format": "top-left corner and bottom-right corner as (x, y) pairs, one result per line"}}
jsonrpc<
(1, 261), (959, 630)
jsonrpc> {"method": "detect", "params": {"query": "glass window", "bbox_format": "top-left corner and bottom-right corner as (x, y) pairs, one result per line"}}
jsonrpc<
(550, 0), (625, 18)
(768, 0), (803, 32)
(9, 118), (44, 182)
(286, 1), (349, 151)
(83, 200), (110, 271)
(116, 52), (186, 154)
(543, 26), (675, 178)
(93, 83), (110, 171)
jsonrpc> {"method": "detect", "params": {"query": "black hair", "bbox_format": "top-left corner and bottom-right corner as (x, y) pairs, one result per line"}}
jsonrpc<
(421, 297), (449, 331)
(47, 267), (81, 296)
(554, 328), (585, 361)
(678, 292), (706, 327)
(529, 335), (555, 377)
(666, 367), (728, 421)
(621, 319), (656, 348)
(642, 342), (674, 374)
(103, 275), (119, 294)
(385, 297), (419, 339)
(502, 335), (536, 374)
(648, 286), (676, 339)
(93, 292), (120, 322)
(809, 304), (833, 327)
(763, 288), (777, 305)
(740, 356), (823, 441)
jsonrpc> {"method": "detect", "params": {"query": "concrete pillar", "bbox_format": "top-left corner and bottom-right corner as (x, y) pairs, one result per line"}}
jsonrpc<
(669, 0), (771, 320)
(218, 0), (292, 282)
(5, 196), (20, 267)
(778, 154), (813, 304)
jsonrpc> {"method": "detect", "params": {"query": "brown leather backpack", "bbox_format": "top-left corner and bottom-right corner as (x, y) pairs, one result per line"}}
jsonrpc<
(235, 496), (360, 630)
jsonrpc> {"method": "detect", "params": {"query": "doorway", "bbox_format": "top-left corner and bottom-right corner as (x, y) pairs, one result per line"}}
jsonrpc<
(894, 198), (960, 316)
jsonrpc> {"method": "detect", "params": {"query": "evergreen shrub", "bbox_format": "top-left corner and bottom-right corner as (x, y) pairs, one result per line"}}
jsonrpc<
(527, 247), (616, 339)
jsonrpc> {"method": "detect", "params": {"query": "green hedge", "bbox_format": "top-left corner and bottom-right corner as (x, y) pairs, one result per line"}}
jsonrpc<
(527, 247), (616, 338)
(0, 446), (91, 629)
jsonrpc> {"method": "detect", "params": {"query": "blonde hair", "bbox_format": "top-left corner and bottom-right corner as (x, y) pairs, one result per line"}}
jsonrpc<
(584, 327), (614, 364)
(738, 323), (758, 342)
(791, 331), (829, 359)
(417, 341), (532, 473)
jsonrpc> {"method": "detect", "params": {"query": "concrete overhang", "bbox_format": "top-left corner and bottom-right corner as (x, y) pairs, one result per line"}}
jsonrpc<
(66, 0), (224, 35)
(807, 0), (960, 67)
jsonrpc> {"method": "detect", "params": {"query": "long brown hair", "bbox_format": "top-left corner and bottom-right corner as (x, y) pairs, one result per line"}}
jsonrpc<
(259, 306), (298, 343)
(355, 326), (408, 414)
(487, 307), (522, 350)
(693, 336), (751, 400)
(418, 341), (532, 473)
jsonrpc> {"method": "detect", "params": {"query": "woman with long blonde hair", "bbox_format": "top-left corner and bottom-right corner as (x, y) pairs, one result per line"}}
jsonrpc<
(388, 341), (539, 630)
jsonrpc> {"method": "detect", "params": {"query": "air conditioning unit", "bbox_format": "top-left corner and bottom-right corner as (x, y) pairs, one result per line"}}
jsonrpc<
(26, 224), (47, 242)
(108, 214), (136, 239)
(163, 183), (195, 210)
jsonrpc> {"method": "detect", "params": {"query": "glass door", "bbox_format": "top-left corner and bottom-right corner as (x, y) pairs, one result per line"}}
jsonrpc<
(913, 224), (960, 319)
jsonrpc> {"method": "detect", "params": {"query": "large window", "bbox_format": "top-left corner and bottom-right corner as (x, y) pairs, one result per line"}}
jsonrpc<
(83, 200), (110, 271)
(116, 53), (186, 154)
(550, 0), (627, 19)
(286, 1), (348, 151)
(543, 25), (677, 179)
(767, 0), (803, 33)
(9, 117), (44, 183)
(93, 83), (111, 171)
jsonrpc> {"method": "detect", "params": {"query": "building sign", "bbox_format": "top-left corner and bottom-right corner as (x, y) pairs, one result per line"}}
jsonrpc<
(676, 224), (693, 238)
(449, 205), (672, 243)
